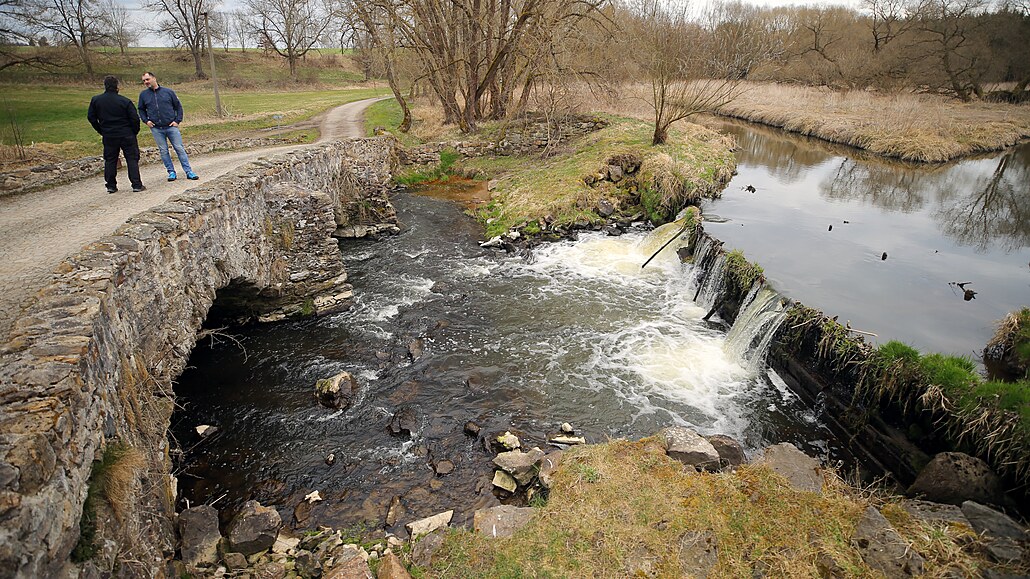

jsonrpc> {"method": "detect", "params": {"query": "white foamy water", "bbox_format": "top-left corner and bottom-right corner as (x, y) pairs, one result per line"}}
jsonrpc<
(491, 230), (771, 438)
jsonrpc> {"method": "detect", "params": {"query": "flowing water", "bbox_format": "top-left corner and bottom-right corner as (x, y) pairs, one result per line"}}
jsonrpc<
(702, 121), (1030, 358)
(172, 190), (825, 530)
(173, 123), (1029, 531)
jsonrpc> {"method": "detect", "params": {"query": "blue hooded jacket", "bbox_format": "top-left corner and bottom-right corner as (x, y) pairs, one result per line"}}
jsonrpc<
(137, 86), (184, 127)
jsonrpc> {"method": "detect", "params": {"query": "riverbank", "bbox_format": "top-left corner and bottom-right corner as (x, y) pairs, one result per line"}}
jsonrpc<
(712, 82), (1030, 163)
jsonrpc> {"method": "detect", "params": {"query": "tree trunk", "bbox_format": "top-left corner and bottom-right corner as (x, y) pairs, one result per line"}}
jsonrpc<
(192, 48), (206, 79)
(384, 61), (411, 133)
(652, 125), (668, 146)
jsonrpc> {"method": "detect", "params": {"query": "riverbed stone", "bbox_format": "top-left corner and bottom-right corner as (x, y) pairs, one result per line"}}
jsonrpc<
(492, 470), (518, 493)
(178, 505), (221, 568)
(907, 452), (1002, 506)
(473, 505), (535, 538)
(376, 551), (412, 579)
(405, 510), (453, 540)
(706, 434), (746, 467)
(493, 447), (545, 485)
(659, 427), (720, 471)
(760, 443), (823, 493)
(388, 406), (419, 437)
(315, 372), (359, 410)
(227, 500), (283, 556)
(852, 506), (925, 576)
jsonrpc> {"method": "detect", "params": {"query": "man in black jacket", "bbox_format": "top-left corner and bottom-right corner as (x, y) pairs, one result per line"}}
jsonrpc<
(88, 75), (146, 193)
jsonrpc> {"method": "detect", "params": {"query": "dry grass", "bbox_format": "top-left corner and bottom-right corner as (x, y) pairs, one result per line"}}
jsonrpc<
(710, 82), (1030, 163)
(423, 438), (1001, 578)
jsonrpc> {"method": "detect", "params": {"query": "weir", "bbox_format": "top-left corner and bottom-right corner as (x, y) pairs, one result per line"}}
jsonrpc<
(0, 138), (398, 578)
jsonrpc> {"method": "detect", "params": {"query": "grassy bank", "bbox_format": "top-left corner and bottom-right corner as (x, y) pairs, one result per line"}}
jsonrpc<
(712, 83), (1030, 163)
(420, 438), (1006, 577)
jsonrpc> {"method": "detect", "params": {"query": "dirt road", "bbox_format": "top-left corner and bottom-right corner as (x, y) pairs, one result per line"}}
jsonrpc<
(0, 96), (384, 339)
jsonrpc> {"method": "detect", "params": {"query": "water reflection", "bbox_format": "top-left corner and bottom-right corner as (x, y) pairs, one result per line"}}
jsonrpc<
(704, 119), (1029, 357)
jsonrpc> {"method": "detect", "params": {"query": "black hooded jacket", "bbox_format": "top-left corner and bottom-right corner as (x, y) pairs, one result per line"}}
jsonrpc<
(87, 89), (141, 138)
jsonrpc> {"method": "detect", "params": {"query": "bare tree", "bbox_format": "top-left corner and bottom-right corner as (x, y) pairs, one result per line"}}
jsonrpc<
(16, 0), (109, 74)
(247, 0), (334, 79)
(864, 0), (915, 51)
(230, 9), (251, 51)
(912, 0), (992, 100)
(633, 0), (752, 145)
(101, 0), (138, 57)
(143, 0), (210, 78)
(350, 0), (411, 130)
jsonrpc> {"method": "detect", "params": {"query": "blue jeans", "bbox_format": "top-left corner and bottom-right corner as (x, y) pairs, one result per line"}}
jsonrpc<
(149, 125), (193, 174)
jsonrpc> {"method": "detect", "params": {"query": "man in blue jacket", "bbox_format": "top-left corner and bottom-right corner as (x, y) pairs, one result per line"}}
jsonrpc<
(88, 75), (146, 193)
(138, 71), (199, 182)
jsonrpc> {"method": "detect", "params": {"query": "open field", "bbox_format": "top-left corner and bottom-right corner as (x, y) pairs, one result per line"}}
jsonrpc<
(0, 47), (387, 162)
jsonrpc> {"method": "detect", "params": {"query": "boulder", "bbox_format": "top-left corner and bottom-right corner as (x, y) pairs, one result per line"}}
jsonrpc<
(851, 506), (925, 576)
(473, 505), (535, 538)
(405, 510), (453, 540)
(907, 452), (1002, 506)
(322, 546), (372, 579)
(177, 505), (221, 568)
(389, 406), (419, 437)
(760, 443), (822, 493)
(315, 372), (358, 409)
(899, 499), (971, 528)
(706, 434), (746, 467)
(376, 551), (412, 579)
(493, 448), (546, 486)
(497, 431), (521, 450)
(227, 500), (283, 556)
(659, 427), (720, 471)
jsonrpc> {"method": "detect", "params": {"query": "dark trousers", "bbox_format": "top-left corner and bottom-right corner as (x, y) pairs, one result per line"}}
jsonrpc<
(102, 134), (142, 189)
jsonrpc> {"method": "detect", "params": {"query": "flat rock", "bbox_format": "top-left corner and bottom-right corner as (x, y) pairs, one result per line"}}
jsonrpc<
(405, 510), (453, 540)
(492, 470), (518, 493)
(493, 447), (545, 485)
(659, 427), (720, 471)
(760, 443), (822, 493)
(907, 452), (1002, 506)
(961, 501), (1028, 564)
(409, 529), (446, 568)
(852, 506), (925, 576)
(473, 505), (535, 538)
(899, 499), (971, 528)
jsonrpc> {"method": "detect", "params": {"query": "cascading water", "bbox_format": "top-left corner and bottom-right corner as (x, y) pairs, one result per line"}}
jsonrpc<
(723, 285), (789, 374)
(172, 191), (831, 531)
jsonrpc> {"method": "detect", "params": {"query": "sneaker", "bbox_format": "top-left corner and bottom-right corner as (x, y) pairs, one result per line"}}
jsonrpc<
(186, 171), (199, 180)
(132, 185), (147, 192)
(167, 171), (177, 181)
(106, 187), (117, 193)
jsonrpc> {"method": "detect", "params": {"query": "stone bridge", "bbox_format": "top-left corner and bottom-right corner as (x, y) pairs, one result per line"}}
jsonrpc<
(0, 138), (399, 578)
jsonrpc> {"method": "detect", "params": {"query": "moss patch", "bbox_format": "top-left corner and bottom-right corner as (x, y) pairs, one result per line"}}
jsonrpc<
(461, 116), (735, 238)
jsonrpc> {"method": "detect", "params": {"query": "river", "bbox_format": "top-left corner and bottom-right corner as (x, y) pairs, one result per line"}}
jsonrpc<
(172, 122), (1028, 532)
(703, 121), (1029, 358)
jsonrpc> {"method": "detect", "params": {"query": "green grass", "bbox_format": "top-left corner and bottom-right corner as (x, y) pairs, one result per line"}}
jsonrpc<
(0, 84), (387, 158)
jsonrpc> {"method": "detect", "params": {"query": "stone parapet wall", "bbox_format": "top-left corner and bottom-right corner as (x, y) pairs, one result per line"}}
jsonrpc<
(0, 137), (304, 198)
(0, 138), (397, 578)
(399, 115), (608, 165)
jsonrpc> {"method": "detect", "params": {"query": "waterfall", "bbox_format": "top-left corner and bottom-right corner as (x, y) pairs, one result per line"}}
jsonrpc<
(723, 286), (788, 374)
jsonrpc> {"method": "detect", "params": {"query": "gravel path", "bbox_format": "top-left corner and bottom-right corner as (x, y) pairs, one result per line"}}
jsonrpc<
(0, 96), (383, 339)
